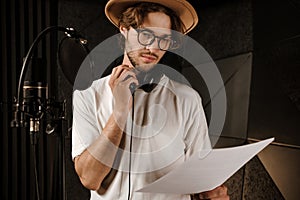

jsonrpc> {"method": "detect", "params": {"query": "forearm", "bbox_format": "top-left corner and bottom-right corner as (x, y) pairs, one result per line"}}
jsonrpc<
(74, 65), (136, 190)
(74, 113), (125, 190)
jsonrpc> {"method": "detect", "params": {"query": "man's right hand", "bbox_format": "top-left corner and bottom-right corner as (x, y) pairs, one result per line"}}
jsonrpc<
(109, 65), (138, 121)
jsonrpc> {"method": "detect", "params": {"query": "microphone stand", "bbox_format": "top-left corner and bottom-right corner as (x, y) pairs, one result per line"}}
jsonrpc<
(11, 26), (86, 200)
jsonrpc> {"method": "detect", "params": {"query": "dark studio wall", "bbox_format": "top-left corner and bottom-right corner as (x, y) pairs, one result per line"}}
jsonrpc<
(249, 0), (300, 146)
(249, 0), (300, 199)
(1, 0), (60, 200)
(1, 0), (299, 199)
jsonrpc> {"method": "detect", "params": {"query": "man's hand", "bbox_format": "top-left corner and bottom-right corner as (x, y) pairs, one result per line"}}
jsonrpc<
(109, 65), (138, 109)
(109, 65), (139, 128)
(198, 185), (229, 200)
(109, 65), (137, 93)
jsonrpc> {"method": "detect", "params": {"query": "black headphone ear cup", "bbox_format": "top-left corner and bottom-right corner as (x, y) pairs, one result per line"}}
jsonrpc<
(137, 68), (163, 93)
(142, 73), (153, 85)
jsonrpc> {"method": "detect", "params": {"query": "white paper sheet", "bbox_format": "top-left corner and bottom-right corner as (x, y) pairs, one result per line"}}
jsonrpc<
(137, 138), (274, 194)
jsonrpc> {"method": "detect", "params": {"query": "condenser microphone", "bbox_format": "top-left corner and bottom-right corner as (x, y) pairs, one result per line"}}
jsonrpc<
(22, 80), (48, 117)
(11, 58), (48, 128)
(23, 57), (48, 116)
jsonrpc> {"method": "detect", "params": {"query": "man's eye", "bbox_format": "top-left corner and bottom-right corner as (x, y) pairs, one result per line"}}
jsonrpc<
(161, 38), (172, 44)
(141, 32), (153, 39)
(162, 37), (171, 42)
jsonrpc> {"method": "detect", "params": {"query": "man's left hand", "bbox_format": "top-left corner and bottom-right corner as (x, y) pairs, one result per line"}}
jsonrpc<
(198, 185), (229, 200)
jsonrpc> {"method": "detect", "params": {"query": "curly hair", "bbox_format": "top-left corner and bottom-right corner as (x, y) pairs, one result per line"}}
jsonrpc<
(118, 2), (185, 33)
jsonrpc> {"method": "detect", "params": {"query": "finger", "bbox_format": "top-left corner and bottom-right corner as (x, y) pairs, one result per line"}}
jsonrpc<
(199, 185), (228, 199)
(209, 195), (230, 200)
(110, 65), (131, 88)
(210, 195), (230, 200)
(118, 70), (137, 84)
(112, 65), (131, 78)
(123, 76), (139, 88)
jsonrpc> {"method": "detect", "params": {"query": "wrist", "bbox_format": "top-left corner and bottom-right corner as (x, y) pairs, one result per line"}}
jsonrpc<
(112, 109), (129, 130)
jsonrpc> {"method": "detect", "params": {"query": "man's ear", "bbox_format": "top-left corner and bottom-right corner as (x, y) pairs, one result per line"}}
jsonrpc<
(119, 25), (128, 37)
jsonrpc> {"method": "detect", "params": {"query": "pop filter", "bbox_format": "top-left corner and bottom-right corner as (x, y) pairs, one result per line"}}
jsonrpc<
(57, 36), (92, 88)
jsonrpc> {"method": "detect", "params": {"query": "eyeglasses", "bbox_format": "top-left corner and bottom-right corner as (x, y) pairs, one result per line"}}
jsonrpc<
(135, 28), (178, 51)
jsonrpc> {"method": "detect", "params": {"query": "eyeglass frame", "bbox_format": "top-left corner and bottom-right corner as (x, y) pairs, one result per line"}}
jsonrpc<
(134, 28), (179, 51)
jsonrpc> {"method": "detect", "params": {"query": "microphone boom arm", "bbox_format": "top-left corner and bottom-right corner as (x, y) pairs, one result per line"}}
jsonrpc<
(16, 26), (82, 107)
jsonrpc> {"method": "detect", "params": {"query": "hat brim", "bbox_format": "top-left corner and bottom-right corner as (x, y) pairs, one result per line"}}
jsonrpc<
(105, 0), (198, 34)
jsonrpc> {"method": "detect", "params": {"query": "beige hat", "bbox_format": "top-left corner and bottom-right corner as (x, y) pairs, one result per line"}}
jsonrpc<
(105, 0), (198, 34)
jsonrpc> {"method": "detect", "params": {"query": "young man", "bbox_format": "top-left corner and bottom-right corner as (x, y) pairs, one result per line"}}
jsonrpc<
(72, 0), (229, 199)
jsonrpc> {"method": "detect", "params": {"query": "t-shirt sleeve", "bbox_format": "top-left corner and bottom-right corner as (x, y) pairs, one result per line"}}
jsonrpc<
(183, 91), (211, 159)
(72, 89), (100, 160)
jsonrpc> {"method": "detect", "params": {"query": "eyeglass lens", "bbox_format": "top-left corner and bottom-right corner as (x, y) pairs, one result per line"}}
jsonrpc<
(137, 29), (173, 50)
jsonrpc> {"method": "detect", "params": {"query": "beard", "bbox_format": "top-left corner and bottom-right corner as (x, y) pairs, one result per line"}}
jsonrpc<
(126, 49), (159, 72)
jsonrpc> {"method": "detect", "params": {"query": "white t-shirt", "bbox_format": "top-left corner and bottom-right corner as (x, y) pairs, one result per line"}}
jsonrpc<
(72, 75), (211, 200)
